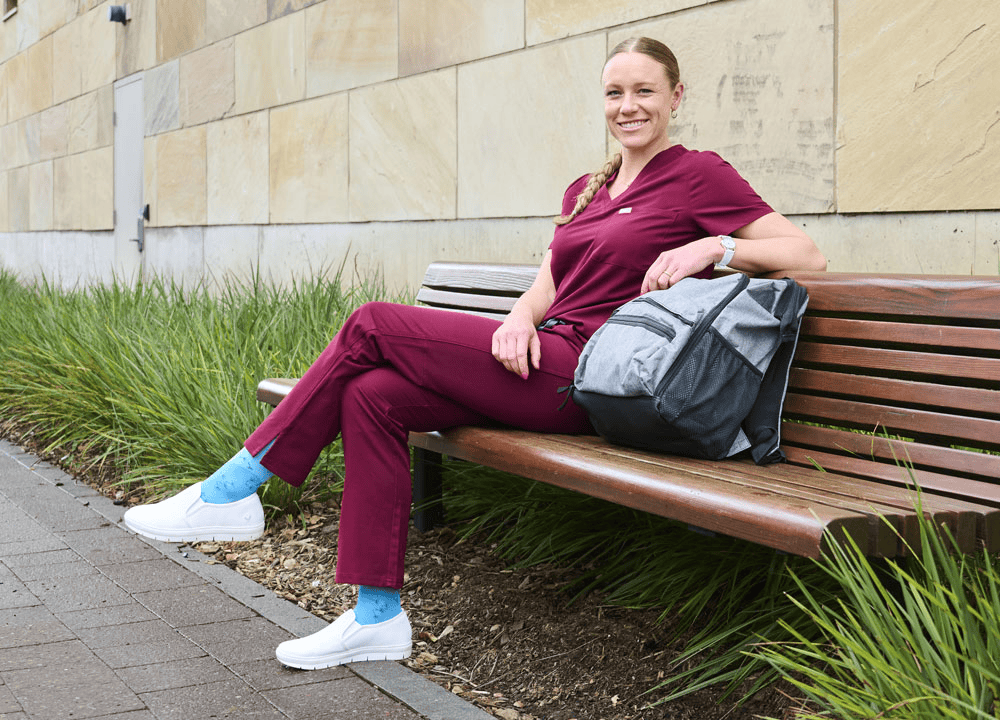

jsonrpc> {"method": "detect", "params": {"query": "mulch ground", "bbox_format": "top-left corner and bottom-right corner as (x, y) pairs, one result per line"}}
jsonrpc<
(192, 504), (802, 720)
(1, 423), (805, 719)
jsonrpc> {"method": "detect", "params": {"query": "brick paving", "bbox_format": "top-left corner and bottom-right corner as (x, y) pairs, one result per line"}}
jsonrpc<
(0, 439), (490, 720)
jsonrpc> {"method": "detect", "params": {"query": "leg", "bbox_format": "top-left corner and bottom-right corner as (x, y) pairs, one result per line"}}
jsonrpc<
(247, 302), (590, 486)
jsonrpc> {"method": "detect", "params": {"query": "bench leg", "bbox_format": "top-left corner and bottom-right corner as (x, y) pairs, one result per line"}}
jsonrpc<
(413, 447), (445, 532)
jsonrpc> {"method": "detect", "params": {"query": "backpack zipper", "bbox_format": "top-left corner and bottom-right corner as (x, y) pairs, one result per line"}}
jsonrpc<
(654, 274), (750, 397)
(606, 315), (676, 341)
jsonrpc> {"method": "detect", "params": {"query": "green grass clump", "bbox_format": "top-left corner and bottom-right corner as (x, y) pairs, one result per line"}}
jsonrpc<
(0, 267), (403, 510)
(755, 505), (1000, 719)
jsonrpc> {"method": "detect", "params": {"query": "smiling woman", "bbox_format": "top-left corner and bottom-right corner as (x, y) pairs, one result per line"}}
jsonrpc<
(121, 35), (826, 680)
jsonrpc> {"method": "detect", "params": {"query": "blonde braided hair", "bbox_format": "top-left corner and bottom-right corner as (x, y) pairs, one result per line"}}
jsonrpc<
(554, 37), (680, 226)
(553, 153), (622, 226)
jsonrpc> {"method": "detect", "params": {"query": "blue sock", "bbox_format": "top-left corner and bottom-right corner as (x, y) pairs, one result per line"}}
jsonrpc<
(353, 586), (402, 625)
(200, 441), (275, 504)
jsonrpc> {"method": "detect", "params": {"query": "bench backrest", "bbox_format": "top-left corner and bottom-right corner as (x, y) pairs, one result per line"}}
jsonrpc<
(417, 263), (1000, 505)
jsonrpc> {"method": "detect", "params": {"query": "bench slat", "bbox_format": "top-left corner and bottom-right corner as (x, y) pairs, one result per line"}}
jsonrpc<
(792, 273), (1000, 320)
(575, 436), (996, 555)
(415, 288), (519, 314)
(781, 422), (1000, 487)
(794, 342), (1000, 382)
(789, 368), (1000, 416)
(801, 316), (1000, 352)
(669, 454), (992, 554)
(421, 262), (537, 294)
(784, 393), (1000, 449)
(408, 427), (873, 558)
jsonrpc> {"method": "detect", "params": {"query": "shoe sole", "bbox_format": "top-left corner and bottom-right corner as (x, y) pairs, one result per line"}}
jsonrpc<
(123, 519), (265, 543)
(276, 646), (411, 670)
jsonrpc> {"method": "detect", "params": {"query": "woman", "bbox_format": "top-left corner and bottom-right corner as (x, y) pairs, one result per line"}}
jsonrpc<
(123, 37), (827, 671)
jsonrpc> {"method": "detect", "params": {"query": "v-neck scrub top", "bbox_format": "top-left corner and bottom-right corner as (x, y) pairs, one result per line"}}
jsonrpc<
(542, 145), (773, 351)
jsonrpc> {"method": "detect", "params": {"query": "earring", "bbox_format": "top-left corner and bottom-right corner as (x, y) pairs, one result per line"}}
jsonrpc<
(671, 108), (678, 119)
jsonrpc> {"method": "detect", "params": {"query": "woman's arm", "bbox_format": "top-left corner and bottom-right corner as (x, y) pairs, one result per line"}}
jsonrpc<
(492, 251), (557, 379)
(641, 212), (826, 293)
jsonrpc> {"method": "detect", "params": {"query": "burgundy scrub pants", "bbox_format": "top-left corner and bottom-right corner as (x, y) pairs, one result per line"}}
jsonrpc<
(245, 302), (592, 589)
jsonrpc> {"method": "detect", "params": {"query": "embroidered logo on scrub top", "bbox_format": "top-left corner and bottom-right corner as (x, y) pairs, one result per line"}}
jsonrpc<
(618, 207), (632, 214)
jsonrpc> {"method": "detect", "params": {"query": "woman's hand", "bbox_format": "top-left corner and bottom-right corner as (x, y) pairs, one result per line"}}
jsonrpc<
(492, 313), (541, 379)
(641, 237), (719, 293)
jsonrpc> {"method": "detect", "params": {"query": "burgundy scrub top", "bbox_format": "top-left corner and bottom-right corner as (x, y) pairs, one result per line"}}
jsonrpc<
(541, 145), (774, 351)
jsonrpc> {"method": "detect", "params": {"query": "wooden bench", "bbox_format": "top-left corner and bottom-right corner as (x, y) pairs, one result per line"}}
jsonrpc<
(257, 262), (1000, 559)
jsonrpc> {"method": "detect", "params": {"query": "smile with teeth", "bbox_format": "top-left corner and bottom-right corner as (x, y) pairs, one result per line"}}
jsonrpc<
(619, 120), (648, 129)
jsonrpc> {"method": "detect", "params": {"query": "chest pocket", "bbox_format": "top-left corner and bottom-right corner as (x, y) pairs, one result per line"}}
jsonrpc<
(589, 208), (680, 271)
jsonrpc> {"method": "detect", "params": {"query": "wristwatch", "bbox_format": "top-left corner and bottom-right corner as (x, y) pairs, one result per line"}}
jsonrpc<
(718, 235), (736, 268)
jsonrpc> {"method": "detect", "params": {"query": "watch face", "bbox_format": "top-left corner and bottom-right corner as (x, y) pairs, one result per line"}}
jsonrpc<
(722, 237), (735, 250)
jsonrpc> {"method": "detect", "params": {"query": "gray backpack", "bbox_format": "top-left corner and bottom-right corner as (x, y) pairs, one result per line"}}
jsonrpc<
(569, 274), (809, 464)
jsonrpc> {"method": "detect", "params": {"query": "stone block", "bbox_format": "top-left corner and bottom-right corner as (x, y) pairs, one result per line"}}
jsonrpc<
(349, 69), (457, 221)
(269, 94), (349, 223)
(4, 48), (29, 122)
(38, 0), (76, 39)
(526, 0), (701, 45)
(7, 165), (29, 232)
(180, 38), (235, 127)
(39, 103), (69, 160)
(304, 0), (397, 97)
(268, 0), (321, 20)
(144, 136), (158, 226)
(0, 60), (7, 125)
(457, 34), (608, 218)
(207, 0), (266, 43)
(117, 0), (157, 76)
(144, 59), (180, 135)
(28, 161), (53, 231)
(79, 146), (114, 230)
(24, 114), (41, 166)
(52, 17), (82, 105)
(0, 11), (15, 63)
(144, 226), (206, 285)
(0, 170), (7, 232)
(0, 123), (17, 171)
(207, 112), (269, 224)
(25, 36), (53, 118)
(52, 154), (76, 229)
(799, 212), (984, 274)
(204, 225), (261, 288)
(612, 0), (835, 215)
(399, 0), (523, 75)
(79, 4), (115, 95)
(258, 223), (355, 288)
(157, 0), (205, 63)
(838, 0), (1000, 212)
(67, 85), (114, 154)
(156, 125), (207, 226)
(234, 11), (305, 114)
(974, 213), (1000, 275)
(13, 0), (39, 51)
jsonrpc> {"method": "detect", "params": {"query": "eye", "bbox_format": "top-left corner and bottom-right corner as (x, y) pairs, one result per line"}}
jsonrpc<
(605, 89), (622, 98)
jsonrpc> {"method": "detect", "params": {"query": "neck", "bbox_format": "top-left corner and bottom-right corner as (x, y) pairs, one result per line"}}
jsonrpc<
(619, 140), (674, 179)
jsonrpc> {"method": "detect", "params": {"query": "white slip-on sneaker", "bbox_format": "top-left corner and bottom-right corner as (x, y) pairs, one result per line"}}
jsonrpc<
(275, 609), (412, 670)
(122, 481), (265, 542)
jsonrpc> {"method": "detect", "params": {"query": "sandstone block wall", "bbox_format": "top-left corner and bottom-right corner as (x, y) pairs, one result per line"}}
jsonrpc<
(0, 0), (997, 289)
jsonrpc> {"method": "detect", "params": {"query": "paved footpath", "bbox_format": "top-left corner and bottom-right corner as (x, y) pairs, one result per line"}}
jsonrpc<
(0, 439), (492, 720)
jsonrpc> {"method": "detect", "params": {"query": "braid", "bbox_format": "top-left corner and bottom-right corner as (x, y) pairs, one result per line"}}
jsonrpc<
(553, 153), (623, 225)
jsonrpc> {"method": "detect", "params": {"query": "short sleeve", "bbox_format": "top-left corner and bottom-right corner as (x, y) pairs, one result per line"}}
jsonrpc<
(686, 152), (773, 236)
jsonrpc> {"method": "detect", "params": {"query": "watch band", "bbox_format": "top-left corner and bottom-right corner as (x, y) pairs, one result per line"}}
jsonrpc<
(718, 235), (736, 268)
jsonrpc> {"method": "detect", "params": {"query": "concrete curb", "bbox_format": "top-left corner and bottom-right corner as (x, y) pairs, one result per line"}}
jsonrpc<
(0, 438), (493, 720)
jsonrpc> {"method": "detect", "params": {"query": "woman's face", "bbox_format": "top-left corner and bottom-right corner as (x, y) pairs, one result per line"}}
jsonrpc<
(602, 52), (683, 158)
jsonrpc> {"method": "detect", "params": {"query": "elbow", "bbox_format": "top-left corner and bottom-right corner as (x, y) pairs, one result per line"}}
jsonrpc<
(798, 233), (827, 271)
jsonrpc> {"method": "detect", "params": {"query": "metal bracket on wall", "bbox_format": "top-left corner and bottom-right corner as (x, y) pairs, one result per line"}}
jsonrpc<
(130, 205), (150, 253)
